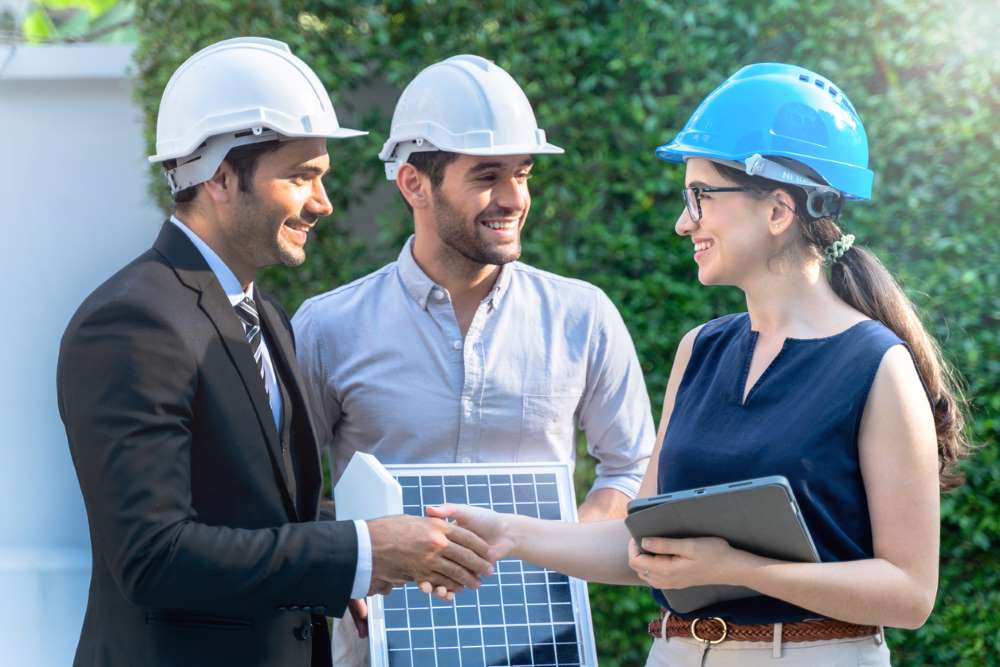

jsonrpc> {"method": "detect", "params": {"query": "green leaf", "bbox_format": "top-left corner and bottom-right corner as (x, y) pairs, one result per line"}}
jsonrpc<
(21, 8), (56, 43)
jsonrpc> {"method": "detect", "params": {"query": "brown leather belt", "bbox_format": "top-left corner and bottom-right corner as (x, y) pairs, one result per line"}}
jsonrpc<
(648, 610), (878, 644)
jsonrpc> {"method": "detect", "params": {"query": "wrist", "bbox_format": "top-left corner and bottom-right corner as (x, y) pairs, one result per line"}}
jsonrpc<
(724, 550), (767, 587)
(502, 513), (523, 558)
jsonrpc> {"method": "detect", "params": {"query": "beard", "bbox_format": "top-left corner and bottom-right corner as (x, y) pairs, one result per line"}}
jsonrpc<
(432, 188), (523, 268)
(230, 189), (314, 270)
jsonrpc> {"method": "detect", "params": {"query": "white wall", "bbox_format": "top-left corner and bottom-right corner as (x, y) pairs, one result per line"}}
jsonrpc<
(0, 43), (162, 666)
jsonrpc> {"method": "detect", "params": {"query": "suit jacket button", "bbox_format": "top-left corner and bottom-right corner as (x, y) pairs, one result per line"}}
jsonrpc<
(294, 622), (312, 641)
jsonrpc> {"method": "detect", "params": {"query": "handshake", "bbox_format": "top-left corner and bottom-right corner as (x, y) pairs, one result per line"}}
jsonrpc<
(353, 505), (511, 636)
(366, 504), (508, 597)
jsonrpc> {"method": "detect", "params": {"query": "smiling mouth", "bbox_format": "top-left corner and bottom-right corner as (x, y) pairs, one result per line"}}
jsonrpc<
(480, 219), (518, 231)
(283, 221), (313, 244)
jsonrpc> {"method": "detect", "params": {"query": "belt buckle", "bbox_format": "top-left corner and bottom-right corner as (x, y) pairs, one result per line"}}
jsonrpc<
(690, 617), (728, 644)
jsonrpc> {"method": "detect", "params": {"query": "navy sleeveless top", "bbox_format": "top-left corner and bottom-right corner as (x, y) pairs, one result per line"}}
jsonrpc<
(655, 313), (904, 623)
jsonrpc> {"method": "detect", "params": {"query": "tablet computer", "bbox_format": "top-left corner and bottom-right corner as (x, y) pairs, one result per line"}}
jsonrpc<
(624, 475), (819, 614)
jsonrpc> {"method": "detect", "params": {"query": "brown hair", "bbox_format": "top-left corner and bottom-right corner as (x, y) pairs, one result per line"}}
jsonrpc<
(398, 150), (462, 213)
(712, 162), (972, 491)
(164, 140), (283, 208)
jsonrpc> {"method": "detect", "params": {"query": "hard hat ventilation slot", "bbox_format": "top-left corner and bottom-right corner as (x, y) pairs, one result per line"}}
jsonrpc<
(828, 87), (839, 98)
(799, 74), (810, 83)
(814, 79), (826, 90)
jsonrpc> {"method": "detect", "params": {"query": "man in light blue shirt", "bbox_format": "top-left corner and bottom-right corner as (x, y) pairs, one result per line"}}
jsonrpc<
(293, 55), (655, 663)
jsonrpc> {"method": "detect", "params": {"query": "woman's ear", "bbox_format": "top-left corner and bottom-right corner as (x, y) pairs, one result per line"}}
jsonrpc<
(396, 163), (431, 210)
(767, 188), (799, 236)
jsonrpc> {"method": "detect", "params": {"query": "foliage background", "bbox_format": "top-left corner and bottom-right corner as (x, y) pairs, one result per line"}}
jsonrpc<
(136, 1), (998, 664)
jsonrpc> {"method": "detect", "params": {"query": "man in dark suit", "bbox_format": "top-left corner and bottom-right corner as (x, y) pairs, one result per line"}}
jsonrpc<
(57, 37), (492, 667)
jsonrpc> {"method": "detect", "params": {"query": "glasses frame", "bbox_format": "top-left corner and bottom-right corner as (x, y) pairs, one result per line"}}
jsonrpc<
(682, 186), (757, 222)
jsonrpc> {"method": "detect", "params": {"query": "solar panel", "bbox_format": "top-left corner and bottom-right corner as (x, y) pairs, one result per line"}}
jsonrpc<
(367, 462), (599, 667)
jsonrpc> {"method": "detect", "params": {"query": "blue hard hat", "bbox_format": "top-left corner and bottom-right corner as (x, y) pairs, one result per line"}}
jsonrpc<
(656, 63), (874, 201)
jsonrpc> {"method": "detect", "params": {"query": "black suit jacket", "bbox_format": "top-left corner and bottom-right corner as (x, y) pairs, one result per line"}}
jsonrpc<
(57, 222), (357, 666)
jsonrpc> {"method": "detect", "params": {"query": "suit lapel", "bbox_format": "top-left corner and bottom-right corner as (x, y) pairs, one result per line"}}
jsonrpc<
(152, 222), (298, 519)
(257, 293), (323, 518)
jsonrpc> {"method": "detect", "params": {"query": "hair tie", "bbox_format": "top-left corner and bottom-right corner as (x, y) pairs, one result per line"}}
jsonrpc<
(824, 233), (855, 263)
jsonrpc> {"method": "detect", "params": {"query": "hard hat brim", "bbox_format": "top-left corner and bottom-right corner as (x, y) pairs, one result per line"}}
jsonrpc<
(655, 141), (873, 201)
(378, 139), (564, 162)
(455, 142), (565, 157)
(150, 110), (367, 163)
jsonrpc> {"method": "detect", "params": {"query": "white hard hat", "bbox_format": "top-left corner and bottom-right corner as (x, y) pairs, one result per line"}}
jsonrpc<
(148, 37), (366, 194)
(378, 54), (563, 180)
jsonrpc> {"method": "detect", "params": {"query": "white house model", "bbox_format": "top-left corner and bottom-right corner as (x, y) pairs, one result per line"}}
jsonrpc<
(334, 452), (404, 520)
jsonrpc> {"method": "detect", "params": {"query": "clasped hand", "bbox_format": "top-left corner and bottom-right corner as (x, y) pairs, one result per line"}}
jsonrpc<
(628, 536), (752, 589)
(348, 511), (499, 637)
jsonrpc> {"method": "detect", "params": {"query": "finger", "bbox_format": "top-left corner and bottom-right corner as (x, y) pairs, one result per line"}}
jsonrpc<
(438, 522), (493, 563)
(432, 556), (482, 590)
(440, 538), (494, 578)
(425, 504), (455, 520)
(418, 581), (433, 594)
(425, 572), (467, 593)
(374, 580), (394, 596)
(350, 598), (368, 620)
(630, 552), (656, 573)
(628, 538), (641, 558)
(486, 543), (512, 562)
(348, 599), (369, 638)
(641, 537), (692, 557)
(432, 585), (454, 602)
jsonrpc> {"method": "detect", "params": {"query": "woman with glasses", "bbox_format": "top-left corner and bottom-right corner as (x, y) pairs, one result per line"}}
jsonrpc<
(428, 63), (970, 666)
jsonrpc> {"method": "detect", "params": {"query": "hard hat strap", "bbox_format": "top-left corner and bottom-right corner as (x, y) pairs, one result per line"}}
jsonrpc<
(743, 153), (843, 217)
(383, 139), (440, 181)
(164, 128), (283, 194)
(701, 154), (843, 219)
(744, 154), (828, 189)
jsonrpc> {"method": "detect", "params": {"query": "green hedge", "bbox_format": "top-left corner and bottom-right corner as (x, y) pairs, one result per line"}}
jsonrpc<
(136, 2), (998, 664)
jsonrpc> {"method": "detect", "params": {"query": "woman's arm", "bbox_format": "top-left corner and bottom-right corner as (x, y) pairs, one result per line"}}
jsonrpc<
(429, 325), (703, 586)
(631, 344), (940, 628)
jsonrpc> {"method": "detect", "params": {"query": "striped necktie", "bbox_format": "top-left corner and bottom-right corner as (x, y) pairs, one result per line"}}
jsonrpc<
(234, 296), (267, 391)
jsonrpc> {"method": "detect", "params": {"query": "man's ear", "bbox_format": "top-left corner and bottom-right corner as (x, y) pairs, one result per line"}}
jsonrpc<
(201, 161), (235, 205)
(396, 163), (431, 210)
(767, 188), (798, 237)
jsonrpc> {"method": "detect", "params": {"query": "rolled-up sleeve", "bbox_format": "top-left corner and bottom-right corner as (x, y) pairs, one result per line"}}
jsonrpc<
(577, 290), (655, 498)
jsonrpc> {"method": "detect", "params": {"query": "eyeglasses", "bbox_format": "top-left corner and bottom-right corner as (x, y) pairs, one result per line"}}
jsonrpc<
(682, 186), (756, 222)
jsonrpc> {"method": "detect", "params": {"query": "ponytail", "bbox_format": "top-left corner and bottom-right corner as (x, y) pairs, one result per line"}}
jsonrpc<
(712, 162), (973, 490)
(827, 235), (970, 490)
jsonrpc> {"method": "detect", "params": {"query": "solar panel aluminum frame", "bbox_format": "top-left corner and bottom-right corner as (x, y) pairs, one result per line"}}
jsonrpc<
(367, 462), (600, 667)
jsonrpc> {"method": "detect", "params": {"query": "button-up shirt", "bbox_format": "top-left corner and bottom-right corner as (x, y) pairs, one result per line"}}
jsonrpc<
(293, 238), (654, 498)
(170, 216), (371, 599)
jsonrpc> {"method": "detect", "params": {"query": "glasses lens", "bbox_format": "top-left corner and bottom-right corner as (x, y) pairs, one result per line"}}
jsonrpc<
(682, 188), (700, 221)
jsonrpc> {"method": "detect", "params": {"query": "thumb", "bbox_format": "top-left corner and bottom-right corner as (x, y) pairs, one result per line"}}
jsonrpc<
(426, 503), (457, 520)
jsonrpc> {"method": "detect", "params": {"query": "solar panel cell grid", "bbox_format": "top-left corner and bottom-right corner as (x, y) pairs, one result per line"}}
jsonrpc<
(376, 469), (591, 666)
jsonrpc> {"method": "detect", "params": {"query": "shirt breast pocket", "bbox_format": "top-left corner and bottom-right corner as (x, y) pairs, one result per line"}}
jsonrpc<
(519, 393), (581, 461)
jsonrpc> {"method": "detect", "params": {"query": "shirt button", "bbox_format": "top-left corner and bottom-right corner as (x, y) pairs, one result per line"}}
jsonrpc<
(458, 456), (472, 464)
(452, 340), (462, 351)
(432, 289), (446, 301)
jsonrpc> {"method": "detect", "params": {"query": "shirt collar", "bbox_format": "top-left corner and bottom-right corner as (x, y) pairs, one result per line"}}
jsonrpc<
(170, 216), (254, 305)
(396, 236), (438, 310)
(395, 235), (513, 311)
